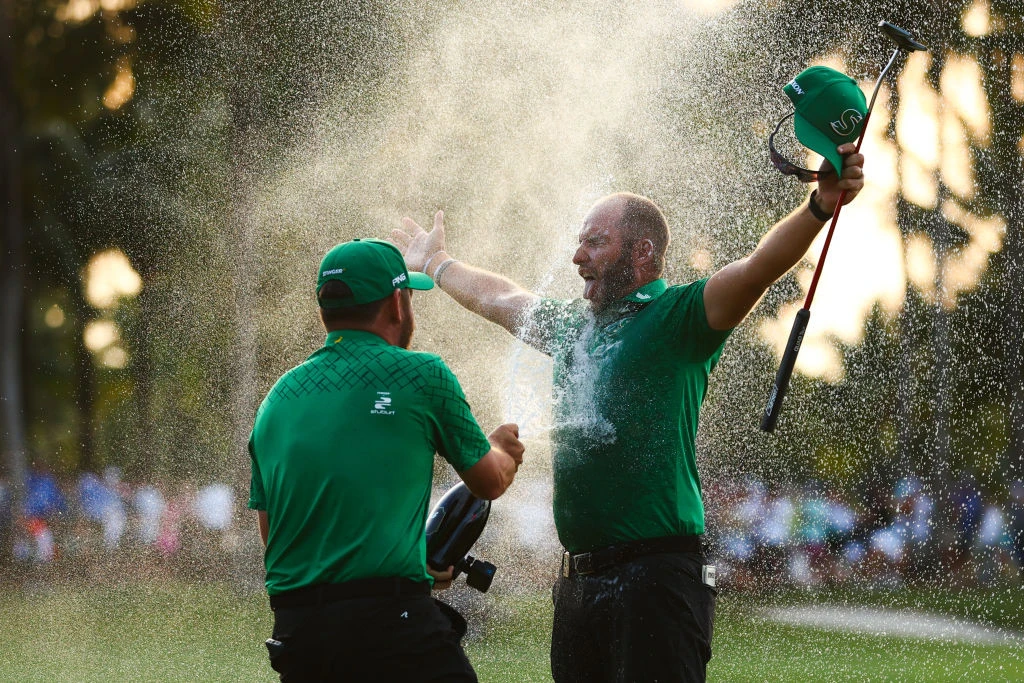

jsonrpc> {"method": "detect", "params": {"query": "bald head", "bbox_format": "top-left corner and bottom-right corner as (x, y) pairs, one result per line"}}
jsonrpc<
(587, 193), (670, 277)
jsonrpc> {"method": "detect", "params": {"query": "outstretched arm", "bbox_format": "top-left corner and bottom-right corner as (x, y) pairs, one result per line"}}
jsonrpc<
(703, 143), (865, 331)
(391, 211), (540, 335)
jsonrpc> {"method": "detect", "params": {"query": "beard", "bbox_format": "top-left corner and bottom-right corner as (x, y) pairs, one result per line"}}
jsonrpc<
(587, 247), (637, 313)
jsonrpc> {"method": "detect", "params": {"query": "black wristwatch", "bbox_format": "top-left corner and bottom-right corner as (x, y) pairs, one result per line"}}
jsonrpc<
(808, 190), (834, 222)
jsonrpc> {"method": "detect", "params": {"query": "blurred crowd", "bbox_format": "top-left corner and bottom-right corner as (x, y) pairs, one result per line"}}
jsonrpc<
(4, 466), (1023, 591)
(705, 474), (1024, 589)
(0, 466), (239, 570)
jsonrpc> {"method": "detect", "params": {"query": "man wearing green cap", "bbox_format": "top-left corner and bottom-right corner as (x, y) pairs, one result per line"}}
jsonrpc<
(391, 69), (866, 683)
(248, 238), (525, 681)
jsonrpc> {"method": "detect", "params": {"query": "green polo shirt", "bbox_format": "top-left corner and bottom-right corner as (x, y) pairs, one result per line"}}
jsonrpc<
(522, 278), (731, 553)
(248, 329), (491, 595)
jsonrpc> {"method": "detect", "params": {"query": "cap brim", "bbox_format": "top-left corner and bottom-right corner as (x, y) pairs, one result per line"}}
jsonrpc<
(793, 114), (845, 178)
(408, 271), (435, 291)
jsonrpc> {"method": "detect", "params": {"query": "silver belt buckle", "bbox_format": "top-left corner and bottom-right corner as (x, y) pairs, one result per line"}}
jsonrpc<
(702, 564), (716, 588)
(562, 551), (572, 578)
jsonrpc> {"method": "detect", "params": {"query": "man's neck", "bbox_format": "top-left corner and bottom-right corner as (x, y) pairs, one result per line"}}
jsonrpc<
(325, 323), (399, 347)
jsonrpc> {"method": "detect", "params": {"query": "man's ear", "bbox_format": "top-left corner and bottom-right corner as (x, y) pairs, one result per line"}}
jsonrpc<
(636, 238), (655, 264)
(388, 288), (404, 322)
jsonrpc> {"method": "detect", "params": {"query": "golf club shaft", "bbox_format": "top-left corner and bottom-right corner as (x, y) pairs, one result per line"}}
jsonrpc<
(805, 46), (897, 307)
(761, 50), (896, 432)
(760, 119), (868, 433)
(802, 119), (866, 309)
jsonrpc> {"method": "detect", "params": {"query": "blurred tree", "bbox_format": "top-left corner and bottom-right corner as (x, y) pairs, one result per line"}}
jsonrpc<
(1, 0), (30, 523)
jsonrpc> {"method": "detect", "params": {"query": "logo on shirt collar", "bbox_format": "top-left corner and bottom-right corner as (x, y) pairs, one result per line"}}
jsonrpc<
(623, 279), (667, 303)
(371, 391), (395, 416)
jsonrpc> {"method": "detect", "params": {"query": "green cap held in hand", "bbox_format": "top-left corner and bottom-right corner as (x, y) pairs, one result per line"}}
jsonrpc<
(783, 66), (868, 177)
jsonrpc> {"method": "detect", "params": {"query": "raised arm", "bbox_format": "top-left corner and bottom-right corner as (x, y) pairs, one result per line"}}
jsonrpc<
(391, 211), (540, 335)
(703, 143), (865, 331)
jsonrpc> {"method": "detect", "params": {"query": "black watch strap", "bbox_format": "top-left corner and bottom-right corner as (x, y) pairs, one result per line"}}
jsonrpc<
(808, 190), (834, 222)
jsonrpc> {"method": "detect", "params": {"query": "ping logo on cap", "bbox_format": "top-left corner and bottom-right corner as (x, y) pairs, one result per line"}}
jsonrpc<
(830, 109), (864, 136)
(391, 273), (408, 287)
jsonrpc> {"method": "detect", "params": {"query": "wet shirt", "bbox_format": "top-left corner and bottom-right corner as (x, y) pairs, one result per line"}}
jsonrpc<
(248, 329), (491, 595)
(522, 278), (731, 553)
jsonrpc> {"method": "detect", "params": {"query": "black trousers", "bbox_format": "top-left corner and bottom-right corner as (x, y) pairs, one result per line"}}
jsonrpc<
(267, 594), (477, 682)
(551, 552), (716, 683)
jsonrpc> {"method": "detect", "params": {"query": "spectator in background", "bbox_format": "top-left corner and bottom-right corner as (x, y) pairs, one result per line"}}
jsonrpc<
(1008, 480), (1024, 571)
(795, 481), (830, 585)
(77, 469), (127, 550)
(975, 503), (1009, 585)
(156, 482), (192, 557)
(17, 464), (67, 563)
(0, 476), (11, 559)
(16, 517), (56, 563)
(951, 473), (984, 572)
(133, 483), (166, 545)
(193, 483), (234, 532)
(756, 485), (796, 587)
(24, 464), (67, 521)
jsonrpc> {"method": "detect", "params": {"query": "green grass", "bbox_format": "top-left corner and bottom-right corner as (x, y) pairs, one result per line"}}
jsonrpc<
(713, 595), (1024, 682)
(1, 582), (1022, 682)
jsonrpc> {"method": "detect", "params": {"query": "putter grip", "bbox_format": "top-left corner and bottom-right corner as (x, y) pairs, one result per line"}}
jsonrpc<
(760, 307), (811, 432)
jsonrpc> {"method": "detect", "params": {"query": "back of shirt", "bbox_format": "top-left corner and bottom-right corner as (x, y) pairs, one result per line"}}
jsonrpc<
(248, 330), (490, 595)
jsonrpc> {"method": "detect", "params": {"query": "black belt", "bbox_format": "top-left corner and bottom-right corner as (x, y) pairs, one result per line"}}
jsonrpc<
(561, 535), (704, 578)
(269, 577), (430, 609)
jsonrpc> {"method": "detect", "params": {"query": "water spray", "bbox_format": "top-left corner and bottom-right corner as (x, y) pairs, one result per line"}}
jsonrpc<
(760, 21), (928, 433)
(425, 482), (496, 592)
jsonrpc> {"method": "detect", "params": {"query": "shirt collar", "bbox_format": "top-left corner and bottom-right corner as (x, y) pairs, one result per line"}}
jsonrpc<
(324, 329), (389, 347)
(621, 279), (667, 303)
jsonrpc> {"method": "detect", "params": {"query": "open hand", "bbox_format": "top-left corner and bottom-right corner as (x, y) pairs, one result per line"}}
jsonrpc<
(391, 210), (448, 274)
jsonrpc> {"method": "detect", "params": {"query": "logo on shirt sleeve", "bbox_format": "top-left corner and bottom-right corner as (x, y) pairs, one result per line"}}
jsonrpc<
(371, 391), (395, 415)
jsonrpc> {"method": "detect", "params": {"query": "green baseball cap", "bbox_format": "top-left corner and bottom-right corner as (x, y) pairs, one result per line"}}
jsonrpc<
(316, 238), (434, 308)
(783, 66), (868, 176)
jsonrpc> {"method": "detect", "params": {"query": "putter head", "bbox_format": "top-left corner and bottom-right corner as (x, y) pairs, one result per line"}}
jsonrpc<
(879, 21), (928, 52)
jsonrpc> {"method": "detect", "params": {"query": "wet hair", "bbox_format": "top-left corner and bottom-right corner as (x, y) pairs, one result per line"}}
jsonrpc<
(611, 192), (670, 275)
(318, 281), (388, 328)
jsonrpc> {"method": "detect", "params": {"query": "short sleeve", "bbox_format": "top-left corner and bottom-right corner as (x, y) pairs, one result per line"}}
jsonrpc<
(247, 435), (267, 511)
(423, 358), (492, 472)
(518, 298), (581, 356)
(664, 278), (733, 362)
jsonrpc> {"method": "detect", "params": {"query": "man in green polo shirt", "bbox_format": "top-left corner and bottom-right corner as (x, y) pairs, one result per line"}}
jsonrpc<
(248, 238), (525, 682)
(390, 135), (865, 679)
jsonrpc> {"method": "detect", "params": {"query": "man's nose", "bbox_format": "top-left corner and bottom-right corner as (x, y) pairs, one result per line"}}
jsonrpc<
(572, 246), (586, 264)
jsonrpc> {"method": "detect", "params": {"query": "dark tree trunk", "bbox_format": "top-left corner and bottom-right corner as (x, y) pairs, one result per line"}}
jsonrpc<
(966, 7), (1024, 479)
(72, 294), (96, 472)
(984, 13), (1024, 479)
(223, 2), (259, 490)
(0, 0), (29, 515)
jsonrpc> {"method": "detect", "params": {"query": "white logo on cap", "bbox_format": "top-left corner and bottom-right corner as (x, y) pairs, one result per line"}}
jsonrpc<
(322, 268), (345, 277)
(830, 109), (864, 136)
(788, 79), (804, 95)
(392, 273), (407, 287)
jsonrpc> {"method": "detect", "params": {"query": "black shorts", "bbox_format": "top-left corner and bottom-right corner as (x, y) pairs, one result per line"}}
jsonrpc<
(550, 552), (716, 683)
(266, 595), (476, 682)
